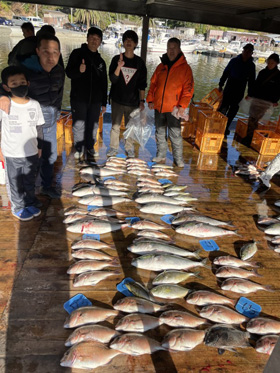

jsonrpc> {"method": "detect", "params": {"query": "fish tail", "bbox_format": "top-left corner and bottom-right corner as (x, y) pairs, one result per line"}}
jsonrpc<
(193, 249), (202, 259)
(250, 261), (261, 268)
(253, 269), (262, 277)
(193, 271), (203, 279)
(110, 258), (120, 267)
(201, 258), (211, 269)
(264, 285), (275, 292)
(226, 220), (235, 228)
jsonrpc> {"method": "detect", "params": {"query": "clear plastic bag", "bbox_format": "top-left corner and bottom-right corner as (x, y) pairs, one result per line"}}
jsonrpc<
(123, 107), (154, 149)
(239, 97), (274, 121)
(171, 106), (189, 121)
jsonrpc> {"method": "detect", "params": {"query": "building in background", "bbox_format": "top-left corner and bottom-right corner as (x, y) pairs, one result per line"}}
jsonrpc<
(43, 10), (68, 27)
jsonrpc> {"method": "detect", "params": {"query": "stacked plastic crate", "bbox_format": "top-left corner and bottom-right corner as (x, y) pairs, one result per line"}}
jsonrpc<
(195, 111), (227, 153)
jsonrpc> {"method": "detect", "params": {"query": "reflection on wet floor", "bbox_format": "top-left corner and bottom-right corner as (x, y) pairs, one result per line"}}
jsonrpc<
(0, 118), (279, 372)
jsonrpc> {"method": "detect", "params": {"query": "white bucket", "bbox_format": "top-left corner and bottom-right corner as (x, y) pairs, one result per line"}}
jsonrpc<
(0, 161), (6, 185)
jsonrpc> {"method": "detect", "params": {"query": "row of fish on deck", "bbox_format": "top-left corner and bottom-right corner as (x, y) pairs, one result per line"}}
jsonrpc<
(60, 156), (279, 370)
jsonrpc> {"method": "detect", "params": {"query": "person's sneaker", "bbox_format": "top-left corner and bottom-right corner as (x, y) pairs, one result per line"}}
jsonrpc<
(74, 151), (83, 160)
(259, 174), (271, 188)
(126, 150), (134, 158)
(41, 186), (61, 199)
(152, 156), (166, 163)
(175, 160), (184, 168)
(26, 206), (41, 217)
(107, 148), (118, 157)
(12, 208), (33, 221)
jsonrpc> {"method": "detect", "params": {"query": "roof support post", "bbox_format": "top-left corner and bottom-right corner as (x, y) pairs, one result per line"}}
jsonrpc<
(141, 15), (149, 63)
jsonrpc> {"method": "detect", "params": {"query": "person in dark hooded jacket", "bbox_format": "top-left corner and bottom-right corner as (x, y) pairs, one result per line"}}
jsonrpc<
(243, 53), (280, 146)
(66, 27), (107, 159)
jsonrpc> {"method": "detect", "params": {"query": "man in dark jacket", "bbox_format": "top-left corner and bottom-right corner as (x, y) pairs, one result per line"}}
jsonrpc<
(66, 26), (107, 159)
(8, 22), (37, 66)
(218, 43), (256, 134)
(107, 30), (147, 158)
(244, 53), (280, 146)
(0, 34), (65, 199)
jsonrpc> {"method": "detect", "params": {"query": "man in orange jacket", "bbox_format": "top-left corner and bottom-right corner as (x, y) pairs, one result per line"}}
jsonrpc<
(147, 38), (194, 167)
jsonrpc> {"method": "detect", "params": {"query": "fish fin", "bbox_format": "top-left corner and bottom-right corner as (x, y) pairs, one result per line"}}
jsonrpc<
(265, 235), (273, 241)
(225, 220), (235, 228)
(249, 261), (261, 268)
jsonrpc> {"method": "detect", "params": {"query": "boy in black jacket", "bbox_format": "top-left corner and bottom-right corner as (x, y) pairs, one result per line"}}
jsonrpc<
(107, 30), (147, 158)
(66, 27), (107, 159)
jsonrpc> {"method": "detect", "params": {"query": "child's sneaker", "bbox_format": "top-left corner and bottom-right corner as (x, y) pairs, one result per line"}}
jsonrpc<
(12, 208), (33, 221)
(26, 206), (41, 217)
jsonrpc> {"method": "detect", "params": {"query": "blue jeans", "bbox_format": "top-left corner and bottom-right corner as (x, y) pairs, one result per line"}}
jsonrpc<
(40, 106), (59, 188)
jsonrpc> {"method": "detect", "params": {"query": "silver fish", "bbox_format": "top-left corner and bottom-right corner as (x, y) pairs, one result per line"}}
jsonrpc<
(72, 239), (113, 250)
(72, 249), (115, 261)
(213, 255), (259, 268)
(246, 317), (280, 335)
(264, 223), (280, 235)
(215, 266), (260, 279)
(78, 195), (131, 206)
(64, 206), (87, 216)
(67, 259), (119, 274)
(91, 186), (128, 197)
(140, 203), (192, 215)
(239, 241), (258, 260)
(151, 284), (190, 299)
(131, 220), (168, 231)
(72, 185), (95, 197)
(162, 328), (205, 351)
(160, 310), (207, 328)
(88, 207), (127, 218)
(135, 193), (187, 206)
(128, 241), (201, 258)
(115, 314), (160, 332)
(165, 185), (186, 192)
(137, 177), (161, 185)
(152, 270), (201, 285)
(204, 324), (251, 352)
(103, 179), (130, 188)
(64, 306), (119, 328)
(152, 164), (173, 169)
(132, 254), (209, 271)
(63, 213), (89, 224)
(176, 222), (238, 237)
(199, 305), (248, 324)
(125, 282), (155, 301)
(137, 230), (172, 241)
(172, 213), (234, 227)
(138, 187), (165, 194)
(73, 270), (120, 287)
(65, 325), (120, 346)
(80, 167), (124, 176)
(110, 333), (163, 355)
(256, 335), (279, 355)
(60, 341), (121, 369)
(186, 290), (235, 306)
(221, 278), (273, 294)
(113, 296), (168, 313)
(67, 220), (129, 234)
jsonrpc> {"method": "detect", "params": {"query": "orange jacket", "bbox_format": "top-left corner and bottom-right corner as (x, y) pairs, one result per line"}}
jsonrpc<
(146, 53), (194, 113)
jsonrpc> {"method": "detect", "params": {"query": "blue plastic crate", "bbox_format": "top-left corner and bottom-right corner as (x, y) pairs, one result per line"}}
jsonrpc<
(125, 217), (141, 226)
(161, 214), (175, 224)
(147, 161), (156, 167)
(82, 234), (100, 241)
(64, 294), (92, 314)
(158, 178), (172, 185)
(103, 176), (116, 181)
(117, 278), (135, 297)
(199, 239), (220, 251)
(235, 297), (261, 318)
(87, 205), (99, 211)
(116, 154), (126, 159)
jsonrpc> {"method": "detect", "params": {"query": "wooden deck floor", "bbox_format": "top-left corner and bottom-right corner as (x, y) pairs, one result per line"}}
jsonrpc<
(0, 120), (280, 373)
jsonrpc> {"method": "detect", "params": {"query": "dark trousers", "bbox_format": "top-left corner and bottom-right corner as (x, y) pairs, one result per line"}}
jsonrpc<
(219, 94), (240, 130)
(5, 155), (38, 213)
(71, 100), (101, 152)
(154, 110), (183, 162)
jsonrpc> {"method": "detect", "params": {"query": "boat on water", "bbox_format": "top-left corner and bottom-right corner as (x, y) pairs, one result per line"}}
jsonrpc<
(148, 39), (201, 54)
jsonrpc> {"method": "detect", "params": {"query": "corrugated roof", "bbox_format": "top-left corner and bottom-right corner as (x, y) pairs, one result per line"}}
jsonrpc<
(10, 0), (280, 33)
